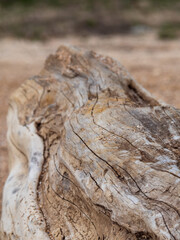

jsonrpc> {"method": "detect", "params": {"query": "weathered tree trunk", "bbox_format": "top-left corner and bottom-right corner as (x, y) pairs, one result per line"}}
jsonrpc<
(1, 45), (180, 240)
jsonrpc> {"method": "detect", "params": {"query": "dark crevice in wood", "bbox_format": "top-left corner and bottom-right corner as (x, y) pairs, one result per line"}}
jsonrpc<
(127, 82), (149, 107)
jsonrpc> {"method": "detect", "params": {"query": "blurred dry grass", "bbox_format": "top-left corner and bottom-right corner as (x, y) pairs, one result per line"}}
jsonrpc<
(0, 0), (180, 40)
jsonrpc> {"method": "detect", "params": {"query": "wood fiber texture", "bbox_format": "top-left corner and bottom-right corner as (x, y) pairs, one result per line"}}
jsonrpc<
(1, 45), (180, 240)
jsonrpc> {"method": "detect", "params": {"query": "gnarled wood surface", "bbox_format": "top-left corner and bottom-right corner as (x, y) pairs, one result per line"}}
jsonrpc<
(0, 45), (180, 240)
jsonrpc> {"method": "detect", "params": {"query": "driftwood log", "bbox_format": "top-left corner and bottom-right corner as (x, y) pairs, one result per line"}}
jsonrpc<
(0, 45), (180, 240)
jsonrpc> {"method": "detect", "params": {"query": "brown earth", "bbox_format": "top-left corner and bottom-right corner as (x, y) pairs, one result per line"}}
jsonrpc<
(0, 33), (180, 215)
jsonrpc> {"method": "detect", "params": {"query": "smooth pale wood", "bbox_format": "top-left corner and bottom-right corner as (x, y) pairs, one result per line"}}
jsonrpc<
(1, 45), (180, 240)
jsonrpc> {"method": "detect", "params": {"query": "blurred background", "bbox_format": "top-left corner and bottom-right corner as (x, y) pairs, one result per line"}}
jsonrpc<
(0, 0), (180, 214)
(0, 0), (180, 39)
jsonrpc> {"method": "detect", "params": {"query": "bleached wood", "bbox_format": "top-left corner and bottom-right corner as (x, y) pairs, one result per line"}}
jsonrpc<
(1, 45), (180, 240)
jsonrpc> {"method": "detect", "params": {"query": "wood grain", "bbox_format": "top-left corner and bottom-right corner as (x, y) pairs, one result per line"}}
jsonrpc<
(1, 45), (180, 240)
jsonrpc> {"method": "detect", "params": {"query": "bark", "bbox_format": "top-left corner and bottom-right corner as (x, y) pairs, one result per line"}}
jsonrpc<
(1, 45), (180, 240)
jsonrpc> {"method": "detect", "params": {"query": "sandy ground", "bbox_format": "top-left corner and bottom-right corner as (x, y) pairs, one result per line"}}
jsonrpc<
(0, 33), (180, 214)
